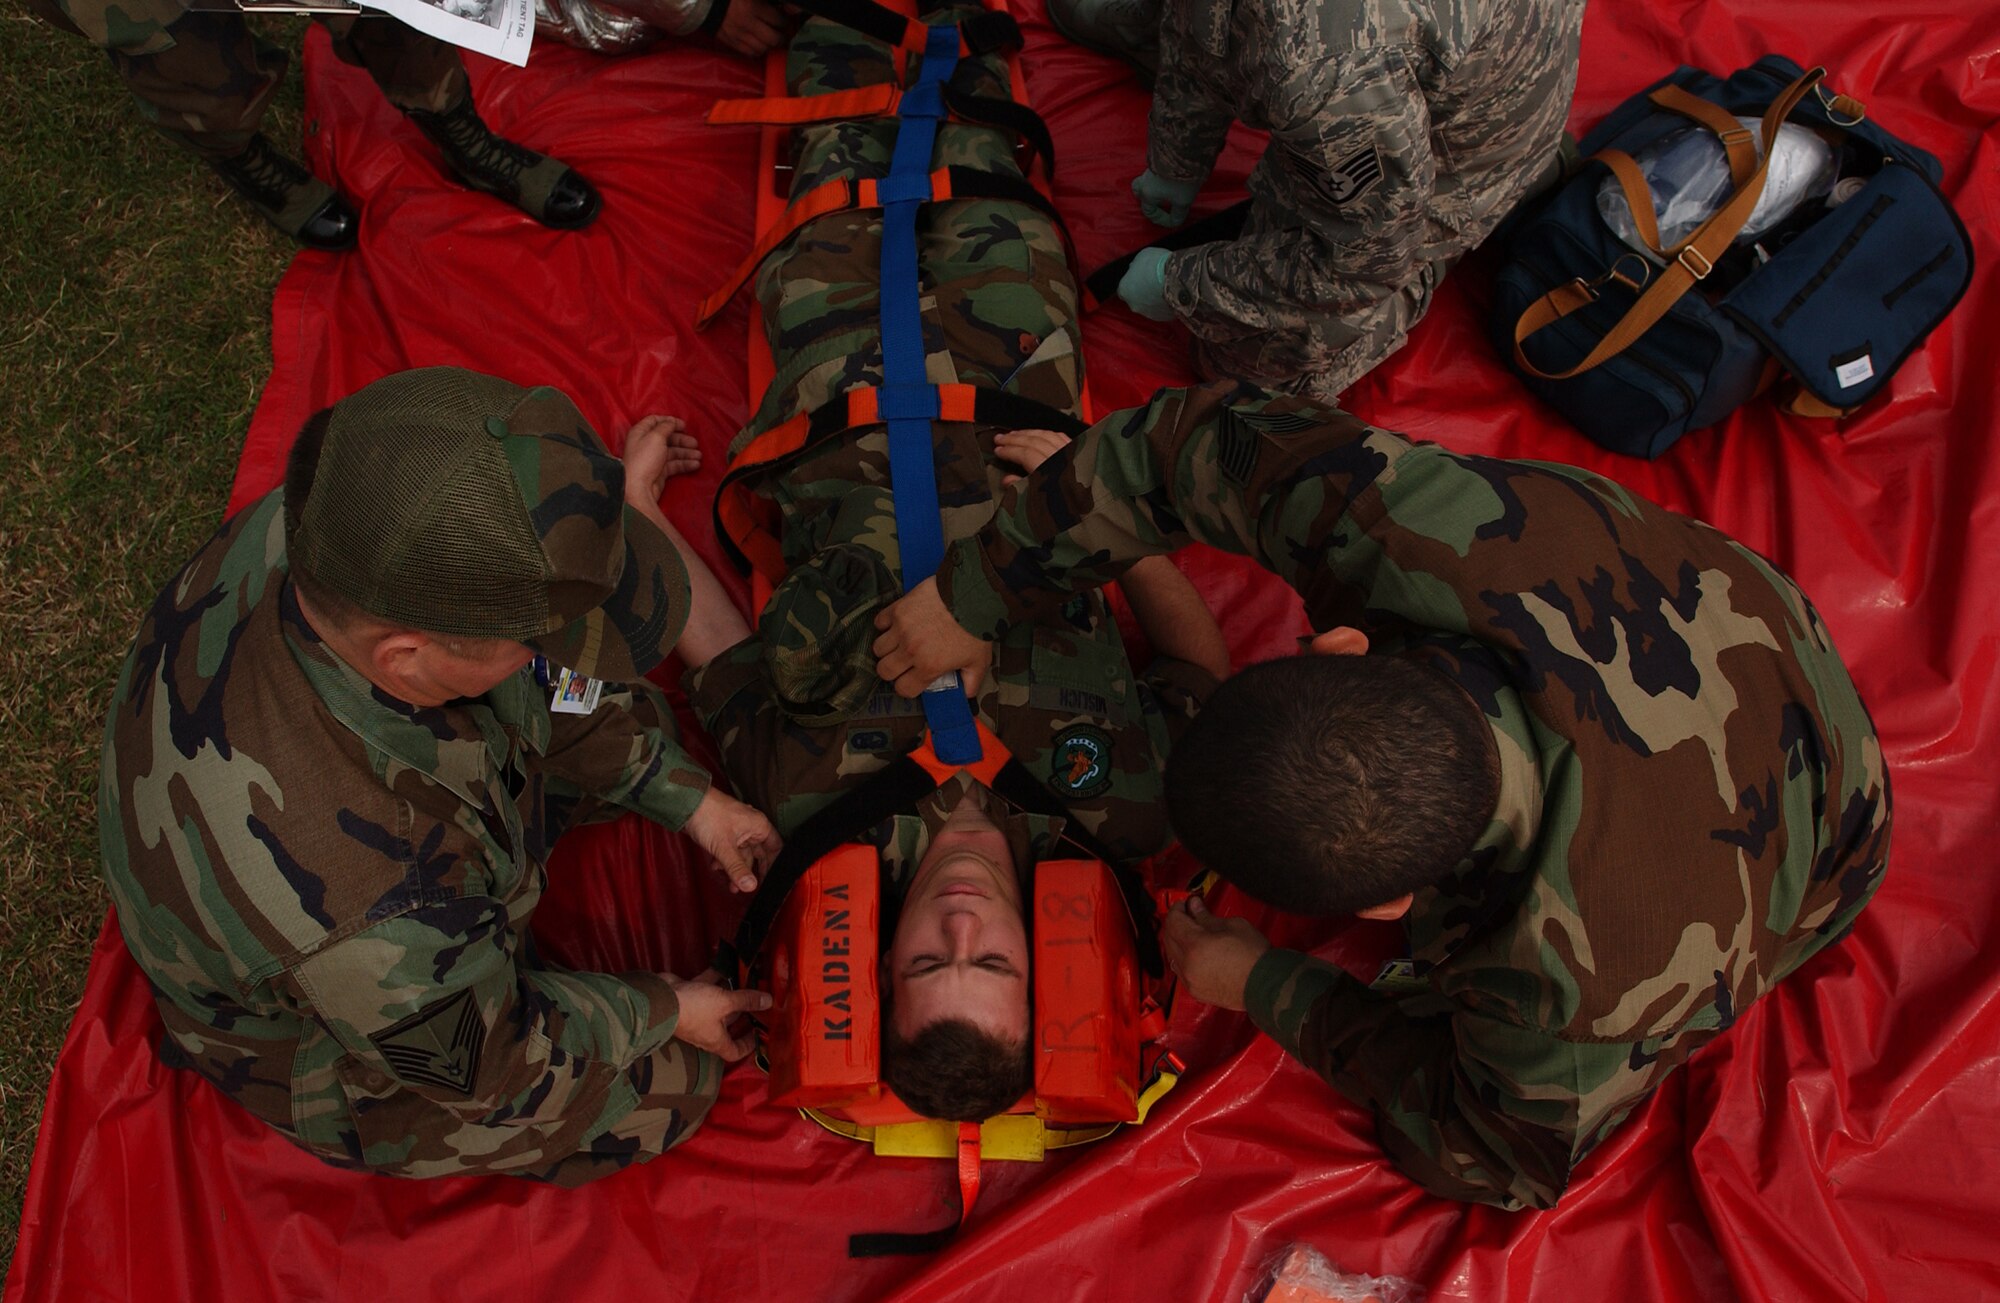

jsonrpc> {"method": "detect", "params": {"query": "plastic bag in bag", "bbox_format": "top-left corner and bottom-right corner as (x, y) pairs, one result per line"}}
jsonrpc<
(1597, 114), (1835, 256)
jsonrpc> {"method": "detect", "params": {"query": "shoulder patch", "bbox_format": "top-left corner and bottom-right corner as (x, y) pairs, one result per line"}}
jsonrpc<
(1315, 144), (1384, 207)
(1048, 725), (1115, 799)
(1217, 409), (1263, 486)
(369, 989), (485, 1095)
(1230, 406), (1325, 435)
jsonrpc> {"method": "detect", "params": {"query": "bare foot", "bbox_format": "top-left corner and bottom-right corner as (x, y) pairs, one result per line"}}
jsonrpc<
(622, 414), (703, 510)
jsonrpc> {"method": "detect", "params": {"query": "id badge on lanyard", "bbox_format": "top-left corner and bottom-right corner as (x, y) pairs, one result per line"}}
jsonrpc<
(533, 656), (603, 715)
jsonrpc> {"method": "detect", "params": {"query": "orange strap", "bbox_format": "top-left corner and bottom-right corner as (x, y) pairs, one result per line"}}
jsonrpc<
(955, 1122), (983, 1222)
(708, 84), (901, 126)
(908, 716), (1010, 787)
(1512, 67), (1824, 382)
(1785, 386), (1851, 419)
(697, 167), (956, 327)
(715, 382), (987, 587)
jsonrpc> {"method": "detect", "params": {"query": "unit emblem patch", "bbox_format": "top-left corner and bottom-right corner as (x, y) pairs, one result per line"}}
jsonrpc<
(1049, 725), (1115, 799)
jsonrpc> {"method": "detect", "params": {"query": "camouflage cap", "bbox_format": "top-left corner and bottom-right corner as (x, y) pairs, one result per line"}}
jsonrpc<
(288, 367), (690, 682)
(760, 542), (898, 725)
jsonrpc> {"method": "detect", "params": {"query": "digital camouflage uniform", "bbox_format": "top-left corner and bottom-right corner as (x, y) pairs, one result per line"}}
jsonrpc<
(691, 3), (1210, 870)
(100, 490), (725, 1185)
(932, 382), (1890, 1209)
(34, 0), (463, 161)
(1151, 0), (1584, 399)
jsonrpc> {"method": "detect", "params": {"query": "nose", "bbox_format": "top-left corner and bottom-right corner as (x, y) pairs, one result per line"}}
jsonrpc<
(942, 911), (980, 951)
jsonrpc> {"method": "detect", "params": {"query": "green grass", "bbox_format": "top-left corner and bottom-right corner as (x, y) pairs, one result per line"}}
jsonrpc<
(0, 9), (301, 1275)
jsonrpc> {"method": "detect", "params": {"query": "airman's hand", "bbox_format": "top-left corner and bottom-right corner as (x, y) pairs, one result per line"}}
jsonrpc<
(1160, 896), (1271, 1011)
(683, 787), (782, 893)
(667, 971), (771, 1061)
(992, 427), (1072, 486)
(872, 577), (993, 700)
(714, 0), (787, 56)
(622, 414), (702, 512)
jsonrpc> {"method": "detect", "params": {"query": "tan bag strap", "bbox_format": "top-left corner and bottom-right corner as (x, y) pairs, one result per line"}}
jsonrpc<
(1785, 387), (1852, 419)
(1512, 67), (1825, 382)
(1651, 83), (1761, 187)
(1598, 147), (1664, 254)
(1584, 84), (1779, 262)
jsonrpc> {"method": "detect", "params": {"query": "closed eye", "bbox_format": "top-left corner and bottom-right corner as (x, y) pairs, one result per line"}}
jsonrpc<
(904, 954), (1020, 978)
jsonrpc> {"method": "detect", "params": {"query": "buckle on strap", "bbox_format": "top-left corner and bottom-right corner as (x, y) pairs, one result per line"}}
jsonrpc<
(1677, 246), (1714, 280)
(1815, 84), (1867, 127)
(1607, 252), (1652, 292)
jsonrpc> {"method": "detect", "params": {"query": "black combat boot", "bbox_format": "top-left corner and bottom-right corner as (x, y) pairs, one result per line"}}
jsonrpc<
(404, 96), (601, 230)
(1044, 0), (1162, 86)
(208, 134), (359, 251)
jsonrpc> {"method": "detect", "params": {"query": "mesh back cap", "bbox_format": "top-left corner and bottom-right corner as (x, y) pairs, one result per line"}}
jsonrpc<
(289, 366), (690, 682)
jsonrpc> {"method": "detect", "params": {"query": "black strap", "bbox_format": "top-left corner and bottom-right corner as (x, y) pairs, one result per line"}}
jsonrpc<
(786, 0), (909, 46)
(966, 388), (1088, 437)
(1083, 199), (1253, 307)
(942, 80), (1055, 180)
(718, 755), (940, 981)
(938, 165), (1078, 268)
(786, 0), (1022, 56)
(697, 0), (729, 35)
(954, 8), (1023, 55)
(849, 1224), (960, 1257)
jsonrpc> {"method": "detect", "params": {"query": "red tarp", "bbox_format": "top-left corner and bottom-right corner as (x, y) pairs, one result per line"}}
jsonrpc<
(11, 2), (1999, 1299)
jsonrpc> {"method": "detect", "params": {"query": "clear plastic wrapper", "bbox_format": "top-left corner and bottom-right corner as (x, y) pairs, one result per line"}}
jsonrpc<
(533, 0), (713, 51)
(1597, 115), (1835, 256)
(1247, 1246), (1425, 1303)
(534, 0), (661, 51)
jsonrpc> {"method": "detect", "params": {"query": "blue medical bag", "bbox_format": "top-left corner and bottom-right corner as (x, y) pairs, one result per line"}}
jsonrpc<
(1492, 56), (1973, 458)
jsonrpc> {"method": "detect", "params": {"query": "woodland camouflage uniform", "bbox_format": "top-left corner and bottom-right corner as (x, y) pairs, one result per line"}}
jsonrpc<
(98, 375), (724, 1185)
(931, 382), (1890, 1208)
(692, 1), (1210, 862)
(1152, 0), (1585, 398)
(34, 0), (463, 160)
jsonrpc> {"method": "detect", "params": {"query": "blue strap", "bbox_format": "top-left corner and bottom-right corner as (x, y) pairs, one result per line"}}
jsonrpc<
(880, 25), (981, 764)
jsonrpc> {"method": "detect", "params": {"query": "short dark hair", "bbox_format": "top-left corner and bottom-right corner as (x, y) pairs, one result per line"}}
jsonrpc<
(882, 1018), (1031, 1122)
(1164, 653), (1500, 915)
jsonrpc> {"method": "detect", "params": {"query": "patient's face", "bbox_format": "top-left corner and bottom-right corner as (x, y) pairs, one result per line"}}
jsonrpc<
(888, 799), (1030, 1043)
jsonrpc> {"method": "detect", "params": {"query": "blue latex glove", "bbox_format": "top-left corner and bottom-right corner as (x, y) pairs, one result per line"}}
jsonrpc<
(1131, 169), (1200, 227)
(1117, 247), (1175, 321)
